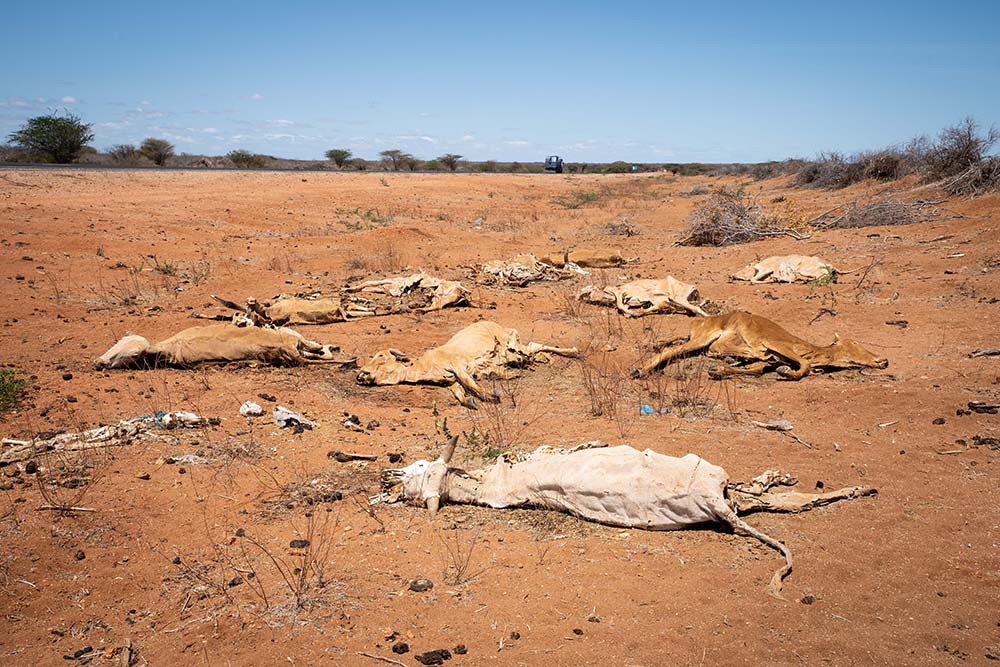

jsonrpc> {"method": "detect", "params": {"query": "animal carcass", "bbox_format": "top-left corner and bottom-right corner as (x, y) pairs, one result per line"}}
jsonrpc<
(357, 321), (578, 406)
(479, 254), (581, 286)
(95, 323), (355, 369)
(381, 438), (875, 597)
(732, 255), (838, 284)
(578, 277), (708, 317)
(632, 311), (887, 380)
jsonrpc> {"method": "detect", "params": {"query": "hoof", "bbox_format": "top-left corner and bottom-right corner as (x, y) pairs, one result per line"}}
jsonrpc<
(629, 367), (643, 379)
(775, 365), (791, 377)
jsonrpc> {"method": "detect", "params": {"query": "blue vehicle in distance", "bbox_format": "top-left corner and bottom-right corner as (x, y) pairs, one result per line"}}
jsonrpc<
(544, 155), (564, 173)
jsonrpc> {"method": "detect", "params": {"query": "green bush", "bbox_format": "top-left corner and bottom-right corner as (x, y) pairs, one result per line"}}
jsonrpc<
(0, 368), (28, 419)
(325, 148), (352, 167)
(438, 153), (462, 171)
(227, 149), (267, 169)
(7, 112), (94, 163)
(140, 138), (175, 166)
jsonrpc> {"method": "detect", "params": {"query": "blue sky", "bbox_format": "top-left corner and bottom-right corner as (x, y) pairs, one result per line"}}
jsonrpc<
(2, 1), (998, 163)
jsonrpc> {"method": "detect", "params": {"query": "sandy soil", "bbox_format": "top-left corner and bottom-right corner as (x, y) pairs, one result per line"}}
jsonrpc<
(0, 168), (998, 666)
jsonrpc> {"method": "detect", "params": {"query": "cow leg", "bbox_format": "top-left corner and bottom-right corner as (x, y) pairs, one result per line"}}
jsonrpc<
(632, 334), (716, 378)
(708, 360), (770, 379)
(765, 346), (812, 380)
(749, 486), (876, 513)
(448, 382), (477, 409)
(449, 366), (497, 403)
(521, 342), (580, 358)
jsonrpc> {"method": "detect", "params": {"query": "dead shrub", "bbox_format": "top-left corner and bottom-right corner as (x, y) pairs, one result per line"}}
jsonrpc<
(924, 117), (999, 182)
(942, 156), (1000, 196)
(605, 216), (640, 237)
(678, 187), (805, 246)
(466, 376), (544, 459)
(814, 199), (940, 229)
(576, 345), (635, 440)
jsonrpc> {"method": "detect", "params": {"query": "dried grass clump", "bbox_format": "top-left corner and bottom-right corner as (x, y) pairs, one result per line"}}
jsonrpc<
(677, 187), (806, 246)
(813, 199), (940, 229)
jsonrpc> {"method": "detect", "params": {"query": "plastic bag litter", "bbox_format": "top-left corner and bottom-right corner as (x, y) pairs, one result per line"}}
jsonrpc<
(240, 401), (263, 417)
(273, 406), (318, 432)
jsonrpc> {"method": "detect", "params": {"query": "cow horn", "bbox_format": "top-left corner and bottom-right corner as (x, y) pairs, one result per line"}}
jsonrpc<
(426, 495), (440, 520)
(440, 435), (458, 464)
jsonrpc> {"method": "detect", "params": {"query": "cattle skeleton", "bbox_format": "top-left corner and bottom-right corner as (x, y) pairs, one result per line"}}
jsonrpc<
(377, 438), (876, 597)
(578, 276), (709, 317)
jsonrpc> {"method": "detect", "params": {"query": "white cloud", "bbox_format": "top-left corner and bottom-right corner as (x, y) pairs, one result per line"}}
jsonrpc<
(462, 133), (475, 142)
(250, 93), (264, 101)
(504, 140), (530, 146)
(269, 119), (295, 126)
(60, 96), (78, 104)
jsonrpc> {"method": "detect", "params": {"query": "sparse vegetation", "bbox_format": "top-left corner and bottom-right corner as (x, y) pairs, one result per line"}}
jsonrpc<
(108, 143), (144, 165)
(379, 149), (411, 171)
(140, 137), (175, 166)
(553, 191), (600, 209)
(7, 112), (93, 163)
(227, 149), (268, 169)
(0, 368), (28, 419)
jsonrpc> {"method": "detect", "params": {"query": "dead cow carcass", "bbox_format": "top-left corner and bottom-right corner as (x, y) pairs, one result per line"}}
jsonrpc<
(633, 311), (888, 380)
(540, 247), (629, 269)
(95, 323), (355, 369)
(344, 272), (470, 312)
(381, 439), (875, 597)
(578, 277), (708, 317)
(479, 254), (582, 287)
(357, 321), (578, 406)
(732, 255), (839, 284)
(209, 272), (470, 325)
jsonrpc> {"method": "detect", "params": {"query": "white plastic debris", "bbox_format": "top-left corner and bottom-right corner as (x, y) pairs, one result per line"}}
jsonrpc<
(240, 401), (263, 417)
(273, 405), (318, 431)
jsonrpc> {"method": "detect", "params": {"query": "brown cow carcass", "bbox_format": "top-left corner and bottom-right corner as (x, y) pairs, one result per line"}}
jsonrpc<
(357, 321), (578, 406)
(95, 323), (355, 369)
(633, 311), (887, 380)
(578, 277), (708, 317)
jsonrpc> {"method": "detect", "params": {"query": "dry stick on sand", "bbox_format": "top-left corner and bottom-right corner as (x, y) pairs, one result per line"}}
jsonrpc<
(358, 652), (408, 667)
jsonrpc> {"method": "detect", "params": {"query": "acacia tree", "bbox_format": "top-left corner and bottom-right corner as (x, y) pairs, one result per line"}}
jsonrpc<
(140, 138), (175, 166)
(379, 149), (409, 171)
(438, 153), (462, 172)
(325, 148), (352, 168)
(7, 112), (94, 163)
(108, 144), (143, 165)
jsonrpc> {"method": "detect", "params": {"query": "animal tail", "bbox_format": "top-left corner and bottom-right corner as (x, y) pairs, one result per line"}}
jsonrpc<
(714, 501), (792, 599)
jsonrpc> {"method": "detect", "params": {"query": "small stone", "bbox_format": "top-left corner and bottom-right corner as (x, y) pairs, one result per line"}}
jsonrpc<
(932, 417), (945, 425)
(289, 539), (310, 549)
(801, 594), (815, 605)
(62, 373), (73, 381)
(572, 628), (584, 635)
(587, 615), (601, 623)
(235, 528), (245, 537)
(392, 642), (409, 654)
(24, 461), (37, 474)
(388, 453), (403, 463)
(74, 550), (86, 561)
(510, 631), (520, 640)
(414, 649), (451, 665)
(228, 576), (243, 587)
(172, 556), (181, 565)
(453, 644), (467, 655)
(409, 577), (433, 592)
(65, 396), (77, 403)
(138, 472), (150, 480)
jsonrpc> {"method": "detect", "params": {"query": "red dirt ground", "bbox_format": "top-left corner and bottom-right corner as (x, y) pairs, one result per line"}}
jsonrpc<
(1, 169), (998, 666)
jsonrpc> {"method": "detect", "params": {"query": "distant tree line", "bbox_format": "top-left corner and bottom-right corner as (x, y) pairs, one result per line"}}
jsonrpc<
(5, 113), (997, 193)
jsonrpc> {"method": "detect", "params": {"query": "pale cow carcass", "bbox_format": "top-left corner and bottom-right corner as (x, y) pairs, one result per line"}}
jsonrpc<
(95, 323), (355, 369)
(479, 254), (581, 287)
(633, 311), (887, 380)
(578, 276), (708, 317)
(207, 272), (470, 326)
(356, 321), (579, 406)
(379, 438), (876, 597)
(732, 255), (843, 284)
